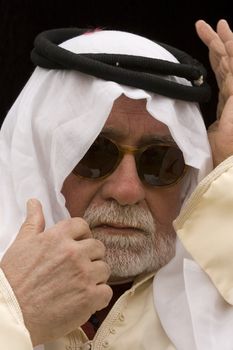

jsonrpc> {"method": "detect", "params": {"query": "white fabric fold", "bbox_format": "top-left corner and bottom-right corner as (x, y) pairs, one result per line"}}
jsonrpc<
(153, 242), (197, 350)
(184, 258), (233, 350)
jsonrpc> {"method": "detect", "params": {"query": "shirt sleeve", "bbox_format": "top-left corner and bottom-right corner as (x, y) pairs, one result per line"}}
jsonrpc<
(174, 156), (233, 305)
(0, 268), (33, 349)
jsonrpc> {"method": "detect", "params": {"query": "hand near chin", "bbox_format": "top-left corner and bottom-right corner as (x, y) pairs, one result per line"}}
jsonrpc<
(196, 19), (233, 166)
(0, 199), (112, 346)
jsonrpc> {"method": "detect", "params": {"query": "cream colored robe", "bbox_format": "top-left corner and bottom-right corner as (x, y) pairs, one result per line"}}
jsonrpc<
(0, 270), (175, 350)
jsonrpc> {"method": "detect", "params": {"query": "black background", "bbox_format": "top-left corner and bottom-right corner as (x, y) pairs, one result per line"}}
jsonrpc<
(0, 0), (232, 127)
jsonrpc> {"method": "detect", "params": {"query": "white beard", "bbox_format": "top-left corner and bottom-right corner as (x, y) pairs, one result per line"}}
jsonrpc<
(84, 201), (176, 280)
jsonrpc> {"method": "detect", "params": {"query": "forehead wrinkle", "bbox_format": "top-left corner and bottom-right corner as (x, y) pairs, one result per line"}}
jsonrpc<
(107, 96), (151, 132)
(104, 108), (160, 140)
(103, 113), (133, 141)
(100, 127), (175, 146)
(102, 95), (173, 144)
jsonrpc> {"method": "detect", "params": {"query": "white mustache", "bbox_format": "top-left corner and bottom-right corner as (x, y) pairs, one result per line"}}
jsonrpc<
(83, 201), (155, 236)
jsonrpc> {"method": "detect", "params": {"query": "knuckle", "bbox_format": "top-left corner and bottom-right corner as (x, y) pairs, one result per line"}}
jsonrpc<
(37, 234), (60, 253)
(104, 263), (111, 277)
(21, 220), (36, 233)
(20, 220), (37, 232)
(72, 217), (90, 231)
(106, 285), (113, 300)
(63, 243), (78, 261)
(78, 273), (96, 297)
(98, 261), (111, 278)
(57, 218), (75, 231)
(59, 217), (91, 238)
(101, 286), (113, 307)
(75, 286), (92, 311)
(94, 239), (106, 253)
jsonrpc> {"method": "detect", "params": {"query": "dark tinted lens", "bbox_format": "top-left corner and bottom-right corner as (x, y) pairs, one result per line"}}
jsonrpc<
(139, 145), (185, 186)
(73, 137), (119, 178)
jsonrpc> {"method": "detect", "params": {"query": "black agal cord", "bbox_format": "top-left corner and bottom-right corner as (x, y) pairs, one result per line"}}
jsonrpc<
(31, 28), (211, 103)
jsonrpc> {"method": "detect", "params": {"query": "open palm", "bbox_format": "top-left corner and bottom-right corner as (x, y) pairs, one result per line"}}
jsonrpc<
(196, 19), (233, 166)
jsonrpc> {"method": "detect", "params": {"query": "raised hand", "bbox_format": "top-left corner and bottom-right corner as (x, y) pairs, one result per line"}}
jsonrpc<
(196, 19), (233, 166)
(0, 199), (112, 346)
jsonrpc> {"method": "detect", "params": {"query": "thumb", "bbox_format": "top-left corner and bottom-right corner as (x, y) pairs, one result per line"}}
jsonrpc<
(18, 198), (45, 238)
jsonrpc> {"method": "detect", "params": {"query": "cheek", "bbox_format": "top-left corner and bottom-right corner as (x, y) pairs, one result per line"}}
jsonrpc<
(61, 174), (100, 217)
(146, 184), (183, 227)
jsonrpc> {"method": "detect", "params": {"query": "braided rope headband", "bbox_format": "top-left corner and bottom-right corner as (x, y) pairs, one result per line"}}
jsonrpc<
(31, 28), (211, 103)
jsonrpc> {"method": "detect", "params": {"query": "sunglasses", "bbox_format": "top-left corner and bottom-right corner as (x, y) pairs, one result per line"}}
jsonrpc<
(72, 135), (187, 187)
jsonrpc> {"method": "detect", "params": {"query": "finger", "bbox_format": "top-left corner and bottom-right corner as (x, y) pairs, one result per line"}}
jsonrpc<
(195, 20), (220, 47)
(94, 284), (113, 311)
(225, 40), (233, 58)
(50, 217), (92, 240)
(217, 20), (233, 76)
(196, 20), (226, 54)
(76, 238), (106, 261)
(18, 198), (45, 238)
(225, 40), (233, 76)
(217, 19), (233, 43)
(90, 260), (111, 284)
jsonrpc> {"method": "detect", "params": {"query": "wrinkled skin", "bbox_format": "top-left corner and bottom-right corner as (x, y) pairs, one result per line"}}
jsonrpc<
(196, 19), (233, 166)
(0, 200), (112, 345)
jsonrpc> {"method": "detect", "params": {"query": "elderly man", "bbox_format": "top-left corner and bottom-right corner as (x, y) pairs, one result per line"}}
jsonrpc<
(0, 19), (233, 350)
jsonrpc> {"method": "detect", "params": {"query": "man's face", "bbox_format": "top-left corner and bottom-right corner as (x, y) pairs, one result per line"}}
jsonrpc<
(62, 95), (185, 282)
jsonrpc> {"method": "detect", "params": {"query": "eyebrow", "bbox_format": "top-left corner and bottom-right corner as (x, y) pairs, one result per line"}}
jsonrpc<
(100, 128), (176, 146)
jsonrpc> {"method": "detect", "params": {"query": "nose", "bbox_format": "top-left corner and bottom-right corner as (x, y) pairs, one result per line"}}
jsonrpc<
(100, 154), (145, 206)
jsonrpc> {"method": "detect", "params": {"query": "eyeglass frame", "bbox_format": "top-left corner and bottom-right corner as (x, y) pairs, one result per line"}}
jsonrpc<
(72, 136), (188, 188)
